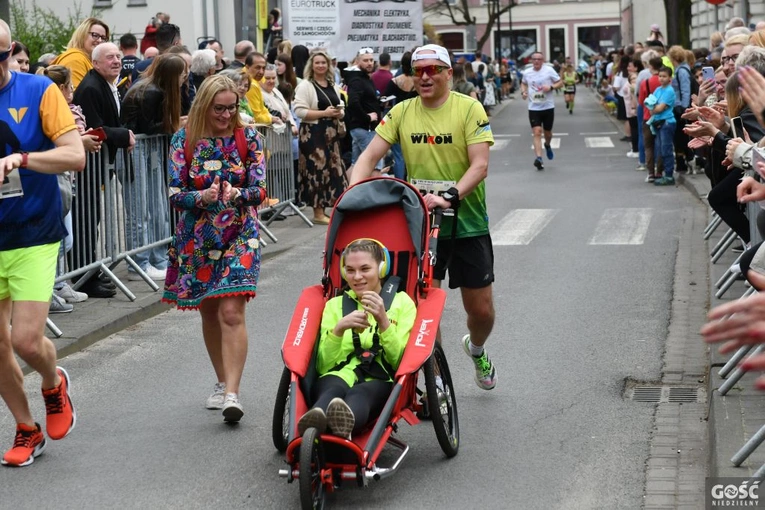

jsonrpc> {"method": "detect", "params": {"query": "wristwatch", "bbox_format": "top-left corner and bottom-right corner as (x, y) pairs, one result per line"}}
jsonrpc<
(19, 152), (28, 168)
(442, 187), (460, 209)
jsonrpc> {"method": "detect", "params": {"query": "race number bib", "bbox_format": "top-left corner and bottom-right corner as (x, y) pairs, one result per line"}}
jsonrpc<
(564, 85), (575, 93)
(410, 178), (456, 216)
(532, 89), (546, 103)
(0, 169), (23, 199)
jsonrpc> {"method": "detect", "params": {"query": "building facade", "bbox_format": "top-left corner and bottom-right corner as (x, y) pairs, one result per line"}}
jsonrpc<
(425, 0), (621, 64)
(690, 0), (765, 50)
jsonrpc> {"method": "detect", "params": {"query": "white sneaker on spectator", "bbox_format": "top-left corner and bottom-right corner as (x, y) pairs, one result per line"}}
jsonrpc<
(626, 151), (639, 158)
(55, 283), (88, 303)
(49, 294), (73, 314)
(128, 266), (166, 281)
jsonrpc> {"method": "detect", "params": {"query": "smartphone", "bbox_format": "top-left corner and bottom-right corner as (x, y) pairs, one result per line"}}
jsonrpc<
(84, 127), (107, 141)
(731, 116), (745, 139)
(702, 66), (715, 82)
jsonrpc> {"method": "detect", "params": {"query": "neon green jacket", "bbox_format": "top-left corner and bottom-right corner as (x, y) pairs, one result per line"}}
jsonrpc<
(317, 290), (417, 387)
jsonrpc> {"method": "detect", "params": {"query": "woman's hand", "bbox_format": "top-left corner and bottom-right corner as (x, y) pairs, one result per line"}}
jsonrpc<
(359, 291), (388, 326)
(688, 136), (712, 149)
(179, 115), (189, 128)
(696, 79), (716, 106)
(683, 120), (719, 139)
(220, 180), (240, 204)
(323, 106), (342, 119)
(696, 106), (726, 129)
(738, 174), (765, 203)
(202, 175), (221, 205)
(81, 134), (102, 153)
(333, 310), (370, 337)
(681, 106), (701, 121)
(726, 137), (745, 162)
(739, 66), (765, 128)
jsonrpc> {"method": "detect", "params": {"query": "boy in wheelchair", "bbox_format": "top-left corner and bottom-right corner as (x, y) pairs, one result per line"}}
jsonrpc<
(297, 239), (417, 440)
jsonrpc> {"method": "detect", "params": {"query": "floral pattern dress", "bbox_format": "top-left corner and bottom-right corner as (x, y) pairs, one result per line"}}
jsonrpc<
(163, 125), (267, 310)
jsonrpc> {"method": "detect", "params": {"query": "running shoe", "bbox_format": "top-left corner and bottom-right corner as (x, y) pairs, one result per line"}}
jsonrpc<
(626, 151), (639, 158)
(222, 393), (244, 423)
(54, 283), (88, 303)
(1, 423), (47, 467)
(534, 157), (544, 171)
(462, 335), (497, 390)
(654, 176), (675, 186)
(43, 367), (76, 440)
(206, 382), (226, 410)
(48, 294), (73, 314)
(298, 408), (328, 436)
(326, 398), (354, 440)
(544, 143), (554, 160)
(635, 164), (647, 171)
(645, 174), (656, 183)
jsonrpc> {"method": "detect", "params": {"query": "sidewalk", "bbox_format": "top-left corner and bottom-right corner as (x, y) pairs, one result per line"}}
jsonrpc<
(680, 172), (765, 479)
(591, 91), (765, 481)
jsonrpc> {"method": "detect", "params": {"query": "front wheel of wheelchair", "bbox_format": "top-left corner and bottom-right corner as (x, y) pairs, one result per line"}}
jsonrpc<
(272, 366), (291, 452)
(424, 342), (460, 458)
(299, 427), (326, 510)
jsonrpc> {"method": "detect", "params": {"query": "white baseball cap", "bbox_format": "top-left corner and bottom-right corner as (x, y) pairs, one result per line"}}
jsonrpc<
(412, 44), (452, 68)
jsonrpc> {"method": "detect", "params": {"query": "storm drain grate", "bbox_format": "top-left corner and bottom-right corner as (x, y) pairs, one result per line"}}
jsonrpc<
(626, 385), (706, 404)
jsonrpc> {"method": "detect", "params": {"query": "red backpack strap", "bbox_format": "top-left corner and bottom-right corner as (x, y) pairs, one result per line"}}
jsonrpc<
(234, 127), (248, 166)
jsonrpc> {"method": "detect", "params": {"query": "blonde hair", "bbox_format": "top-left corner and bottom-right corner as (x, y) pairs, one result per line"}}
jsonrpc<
(710, 31), (724, 49)
(725, 34), (750, 48)
(185, 75), (244, 145)
(67, 17), (110, 53)
(725, 72), (744, 118)
(303, 50), (335, 84)
(277, 40), (293, 57)
(750, 30), (765, 48)
(667, 45), (687, 63)
(38, 65), (71, 87)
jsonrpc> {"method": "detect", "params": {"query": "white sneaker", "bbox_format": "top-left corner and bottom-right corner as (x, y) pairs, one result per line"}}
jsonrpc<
(222, 393), (244, 422)
(635, 164), (647, 171)
(55, 283), (88, 303)
(206, 382), (226, 409)
(128, 266), (167, 281)
(626, 151), (639, 158)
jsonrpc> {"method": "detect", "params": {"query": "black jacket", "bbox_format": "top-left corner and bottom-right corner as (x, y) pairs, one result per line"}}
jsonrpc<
(344, 68), (381, 131)
(73, 69), (131, 161)
(121, 83), (166, 136)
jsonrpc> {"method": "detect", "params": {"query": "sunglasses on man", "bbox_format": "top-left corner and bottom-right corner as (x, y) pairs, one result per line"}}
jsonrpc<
(411, 65), (449, 78)
(0, 43), (14, 63)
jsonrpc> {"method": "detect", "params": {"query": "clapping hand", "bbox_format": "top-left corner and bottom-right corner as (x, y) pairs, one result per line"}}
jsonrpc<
(203, 175), (221, 204)
(739, 66), (765, 128)
(738, 174), (765, 203)
(688, 136), (712, 149)
(334, 310), (371, 336)
(220, 180), (241, 204)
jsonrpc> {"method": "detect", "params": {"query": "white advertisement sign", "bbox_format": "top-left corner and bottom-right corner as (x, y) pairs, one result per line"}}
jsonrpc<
(284, 0), (423, 61)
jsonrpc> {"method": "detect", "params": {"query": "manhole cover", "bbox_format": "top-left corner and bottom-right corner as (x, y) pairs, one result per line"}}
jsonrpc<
(625, 384), (706, 404)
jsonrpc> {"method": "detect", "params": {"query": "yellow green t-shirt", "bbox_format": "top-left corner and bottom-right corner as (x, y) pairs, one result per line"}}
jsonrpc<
(375, 92), (494, 238)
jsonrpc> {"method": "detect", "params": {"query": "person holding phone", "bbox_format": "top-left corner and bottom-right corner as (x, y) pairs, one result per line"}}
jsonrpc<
(646, 66), (677, 185)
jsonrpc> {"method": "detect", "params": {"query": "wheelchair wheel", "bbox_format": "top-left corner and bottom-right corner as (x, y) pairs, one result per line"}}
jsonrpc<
(299, 427), (326, 510)
(272, 366), (291, 452)
(424, 342), (459, 458)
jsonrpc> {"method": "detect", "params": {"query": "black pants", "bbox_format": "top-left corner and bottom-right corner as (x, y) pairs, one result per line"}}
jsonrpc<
(673, 107), (691, 172)
(707, 167), (750, 243)
(628, 116), (639, 153)
(312, 375), (392, 434)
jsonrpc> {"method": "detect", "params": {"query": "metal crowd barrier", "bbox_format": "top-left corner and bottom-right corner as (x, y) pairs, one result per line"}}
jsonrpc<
(255, 124), (313, 241)
(48, 127), (308, 336)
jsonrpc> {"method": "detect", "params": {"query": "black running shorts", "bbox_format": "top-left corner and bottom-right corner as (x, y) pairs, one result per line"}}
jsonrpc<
(528, 108), (555, 131)
(433, 234), (495, 289)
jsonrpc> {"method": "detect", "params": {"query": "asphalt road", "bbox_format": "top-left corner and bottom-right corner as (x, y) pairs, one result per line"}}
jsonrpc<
(0, 90), (703, 509)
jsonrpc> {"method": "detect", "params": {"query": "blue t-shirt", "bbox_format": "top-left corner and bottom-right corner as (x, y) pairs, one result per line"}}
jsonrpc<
(651, 85), (676, 123)
(0, 72), (75, 251)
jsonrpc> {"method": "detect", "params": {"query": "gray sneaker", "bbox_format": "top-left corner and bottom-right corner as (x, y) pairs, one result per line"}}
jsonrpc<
(206, 383), (226, 409)
(54, 283), (88, 303)
(326, 398), (354, 440)
(49, 294), (73, 314)
(298, 407), (327, 436)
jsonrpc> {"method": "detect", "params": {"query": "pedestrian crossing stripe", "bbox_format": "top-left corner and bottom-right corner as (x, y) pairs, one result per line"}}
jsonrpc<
(584, 137), (614, 148)
(589, 208), (652, 245)
(490, 140), (509, 151)
(492, 209), (559, 245)
(491, 208), (653, 246)
(529, 138), (560, 150)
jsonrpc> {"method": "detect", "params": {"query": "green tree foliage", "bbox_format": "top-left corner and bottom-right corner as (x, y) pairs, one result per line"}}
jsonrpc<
(9, 1), (100, 62)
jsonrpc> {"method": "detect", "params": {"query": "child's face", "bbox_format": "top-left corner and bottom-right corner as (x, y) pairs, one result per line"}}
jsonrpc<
(59, 81), (74, 104)
(695, 70), (704, 85)
(658, 71), (672, 86)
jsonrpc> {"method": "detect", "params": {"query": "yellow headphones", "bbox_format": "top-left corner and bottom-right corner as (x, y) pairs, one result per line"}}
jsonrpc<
(340, 238), (391, 281)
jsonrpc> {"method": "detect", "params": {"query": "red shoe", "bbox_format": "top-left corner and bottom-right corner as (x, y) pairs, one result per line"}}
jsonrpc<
(2, 423), (47, 467)
(43, 367), (76, 440)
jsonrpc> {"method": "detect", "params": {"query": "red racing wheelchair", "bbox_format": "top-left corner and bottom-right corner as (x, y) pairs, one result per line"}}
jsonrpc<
(271, 177), (460, 509)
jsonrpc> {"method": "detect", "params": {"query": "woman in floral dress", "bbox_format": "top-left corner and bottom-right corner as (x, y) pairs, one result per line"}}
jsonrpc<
(293, 50), (347, 224)
(164, 75), (267, 423)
